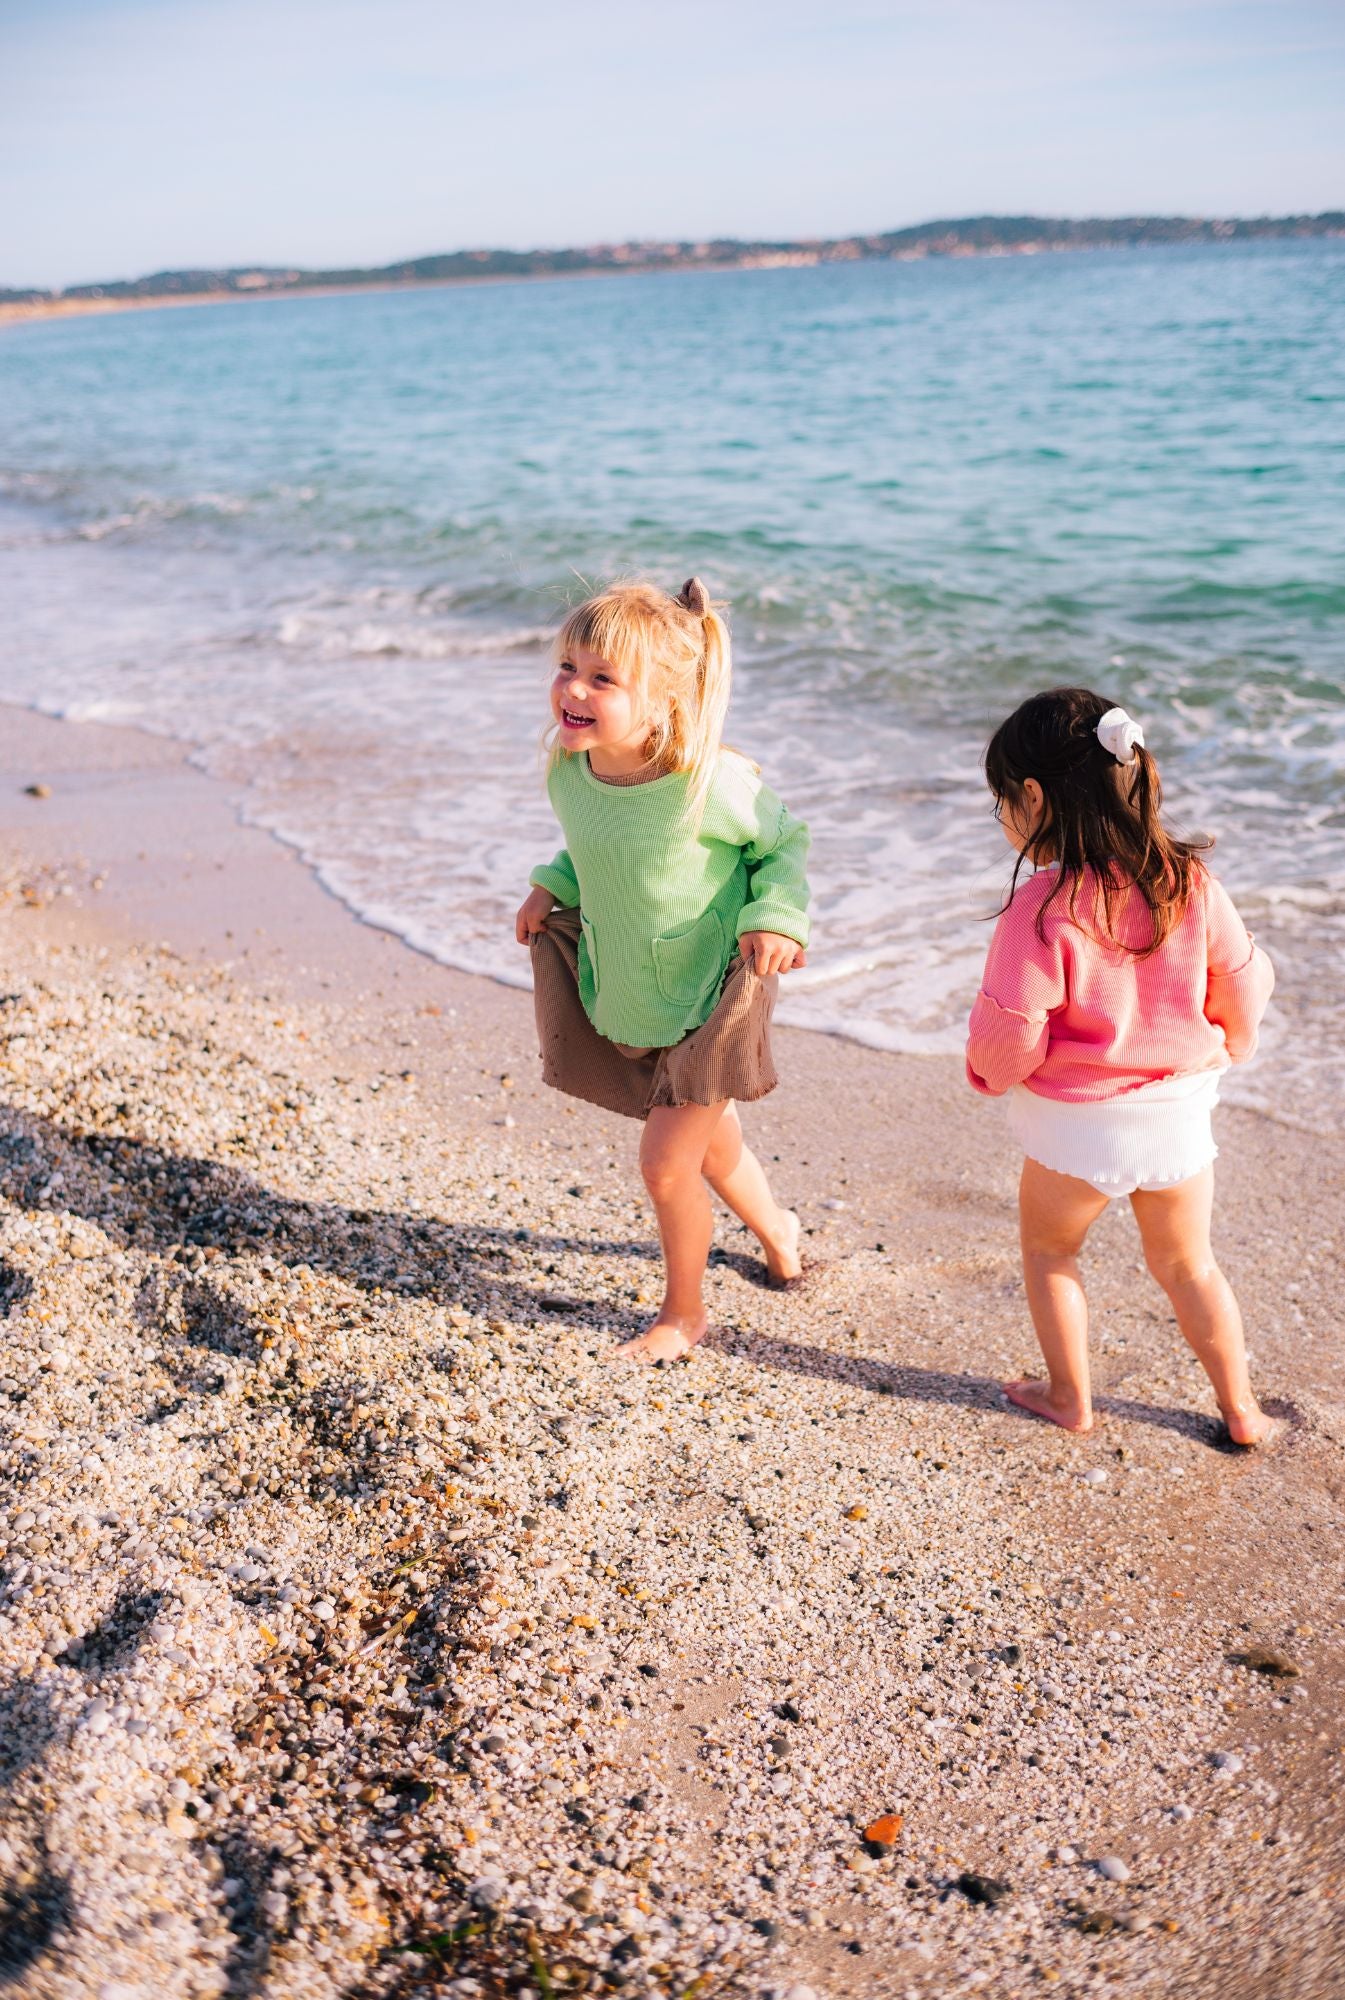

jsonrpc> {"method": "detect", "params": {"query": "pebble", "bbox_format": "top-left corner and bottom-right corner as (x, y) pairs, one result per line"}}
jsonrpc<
(955, 1871), (1012, 1907)
(1097, 1855), (1131, 1882)
(1171, 1803), (1194, 1822)
(1236, 1647), (1301, 1679)
(1213, 1751), (1244, 1774)
(1080, 1468), (1108, 1487)
(468, 1876), (508, 1911)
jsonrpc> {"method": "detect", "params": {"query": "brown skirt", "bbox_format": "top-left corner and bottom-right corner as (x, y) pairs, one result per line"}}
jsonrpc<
(531, 904), (778, 1120)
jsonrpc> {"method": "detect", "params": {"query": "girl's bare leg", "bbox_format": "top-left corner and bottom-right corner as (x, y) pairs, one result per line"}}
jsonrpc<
(1129, 1167), (1271, 1445)
(1005, 1158), (1110, 1432)
(612, 1100), (730, 1363)
(701, 1101), (803, 1283)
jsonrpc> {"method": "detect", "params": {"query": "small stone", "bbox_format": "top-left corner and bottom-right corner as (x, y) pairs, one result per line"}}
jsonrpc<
(1001, 1642), (1023, 1666)
(844, 1504), (868, 1521)
(1097, 1855), (1131, 1883)
(1080, 1468), (1107, 1487)
(467, 1875), (507, 1911)
(311, 1599), (336, 1622)
(1213, 1751), (1244, 1774)
(955, 1871), (1012, 1907)
(752, 1917), (780, 1941)
(820, 1198), (847, 1212)
(482, 1733), (508, 1754)
(637, 1662), (659, 1678)
(566, 1885), (594, 1912)
(1077, 1909), (1119, 1936)
(1171, 1803), (1194, 1822)
(1234, 1647), (1301, 1679)
(24, 783), (52, 799)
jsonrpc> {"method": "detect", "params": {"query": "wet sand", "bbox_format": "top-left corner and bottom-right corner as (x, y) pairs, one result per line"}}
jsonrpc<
(0, 703), (1342, 1999)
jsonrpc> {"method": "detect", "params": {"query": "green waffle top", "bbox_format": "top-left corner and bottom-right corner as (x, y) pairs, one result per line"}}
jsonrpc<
(530, 749), (811, 1049)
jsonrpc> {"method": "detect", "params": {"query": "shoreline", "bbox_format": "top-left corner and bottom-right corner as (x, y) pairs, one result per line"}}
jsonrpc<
(7, 230), (1340, 329)
(1, 702), (1343, 1997)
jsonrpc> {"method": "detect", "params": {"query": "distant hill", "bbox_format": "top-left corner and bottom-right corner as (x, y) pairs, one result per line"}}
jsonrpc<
(4, 211), (1342, 308)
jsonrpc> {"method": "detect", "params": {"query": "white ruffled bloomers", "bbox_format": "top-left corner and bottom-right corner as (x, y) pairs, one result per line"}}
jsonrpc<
(1007, 1068), (1221, 1196)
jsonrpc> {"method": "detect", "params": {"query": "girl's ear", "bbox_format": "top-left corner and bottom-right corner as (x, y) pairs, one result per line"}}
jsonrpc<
(1022, 777), (1045, 826)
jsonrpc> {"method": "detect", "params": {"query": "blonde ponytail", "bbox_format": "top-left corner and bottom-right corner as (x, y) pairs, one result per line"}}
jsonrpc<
(682, 596), (732, 816)
(551, 575), (733, 816)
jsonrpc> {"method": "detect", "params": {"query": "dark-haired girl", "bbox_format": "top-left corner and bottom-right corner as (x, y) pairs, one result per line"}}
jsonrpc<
(966, 688), (1275, 1445)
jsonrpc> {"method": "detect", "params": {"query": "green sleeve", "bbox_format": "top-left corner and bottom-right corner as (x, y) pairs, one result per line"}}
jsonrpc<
(737, 793), (811, 946)
(529, 848), (582, 908)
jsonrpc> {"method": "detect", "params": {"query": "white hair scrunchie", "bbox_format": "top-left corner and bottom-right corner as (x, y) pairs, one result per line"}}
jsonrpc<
(1096, 706), (1145, 764)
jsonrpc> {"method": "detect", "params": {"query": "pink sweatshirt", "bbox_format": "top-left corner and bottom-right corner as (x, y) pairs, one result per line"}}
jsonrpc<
(966, 864), (1274, 1102)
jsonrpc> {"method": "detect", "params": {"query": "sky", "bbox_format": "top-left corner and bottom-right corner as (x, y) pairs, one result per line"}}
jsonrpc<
(2, 0), (1343, 290)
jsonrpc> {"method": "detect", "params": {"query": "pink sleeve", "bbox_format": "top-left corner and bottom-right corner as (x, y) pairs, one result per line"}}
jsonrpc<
(1202, 875), (1274, 1063)
(965, 885), (1066, 1096)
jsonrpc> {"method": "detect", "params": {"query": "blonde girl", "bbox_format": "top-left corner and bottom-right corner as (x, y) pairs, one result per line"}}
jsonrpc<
(515, 578), (811, 1363)
(967, 687), (1274, 1445)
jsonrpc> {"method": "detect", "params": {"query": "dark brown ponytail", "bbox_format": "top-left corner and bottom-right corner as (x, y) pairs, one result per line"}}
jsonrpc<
(985, 687), (1211, 955)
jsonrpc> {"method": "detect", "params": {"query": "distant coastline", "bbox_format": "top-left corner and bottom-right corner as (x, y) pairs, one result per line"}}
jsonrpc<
(4, 209), (1342, 326)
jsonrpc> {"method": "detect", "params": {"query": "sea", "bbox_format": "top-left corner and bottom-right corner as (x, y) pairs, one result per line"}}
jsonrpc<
(1, 241), (1342, 1127)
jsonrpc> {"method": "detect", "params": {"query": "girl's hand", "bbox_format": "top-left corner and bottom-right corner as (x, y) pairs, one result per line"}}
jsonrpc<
(739, 930), (808, 977)
(516, 886), (558, 944)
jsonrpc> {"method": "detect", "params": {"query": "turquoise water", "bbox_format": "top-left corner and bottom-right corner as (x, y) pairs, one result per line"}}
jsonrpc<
(2, 243), (1342, 1118)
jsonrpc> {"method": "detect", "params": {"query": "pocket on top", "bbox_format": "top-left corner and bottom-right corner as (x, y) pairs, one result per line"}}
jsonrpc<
(652, 909), (724, 1007)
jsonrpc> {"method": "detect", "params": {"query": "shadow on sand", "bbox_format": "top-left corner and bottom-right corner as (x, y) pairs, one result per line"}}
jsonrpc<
(0, 1104), (1248, 1446)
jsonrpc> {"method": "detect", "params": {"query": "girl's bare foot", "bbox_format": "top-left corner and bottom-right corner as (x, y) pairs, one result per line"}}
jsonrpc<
(1220, 1400), (1277, 1448)
(763, 1208), (804, 1288)
(609, 1312), (709, 1365)
(1003, 1377), (1094, 1433)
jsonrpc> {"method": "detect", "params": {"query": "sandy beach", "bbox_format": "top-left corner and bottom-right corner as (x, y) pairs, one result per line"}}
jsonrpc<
(0, 703), (1342, 2000)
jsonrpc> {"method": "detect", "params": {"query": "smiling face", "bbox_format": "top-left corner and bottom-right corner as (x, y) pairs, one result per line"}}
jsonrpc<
(550, 645), (654, 773)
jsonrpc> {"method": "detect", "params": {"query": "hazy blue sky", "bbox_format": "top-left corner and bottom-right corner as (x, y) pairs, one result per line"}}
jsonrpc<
(3, 0), (1342, 289)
